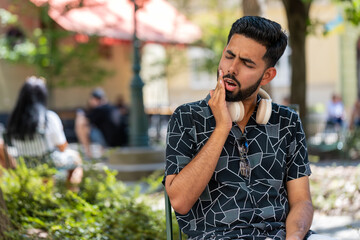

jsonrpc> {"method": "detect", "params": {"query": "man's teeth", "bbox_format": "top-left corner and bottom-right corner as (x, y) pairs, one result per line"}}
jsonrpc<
(225, 80), (236, 86)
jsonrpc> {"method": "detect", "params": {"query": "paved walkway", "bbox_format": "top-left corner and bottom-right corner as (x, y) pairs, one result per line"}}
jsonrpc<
(309, 160), (360, 240)
(312, 213), (360, 240)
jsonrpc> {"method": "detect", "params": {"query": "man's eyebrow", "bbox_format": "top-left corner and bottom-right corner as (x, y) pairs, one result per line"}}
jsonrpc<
(226, 50), (256, 65)
(226, 50), (236, 57)
(240, 57), (256, 65)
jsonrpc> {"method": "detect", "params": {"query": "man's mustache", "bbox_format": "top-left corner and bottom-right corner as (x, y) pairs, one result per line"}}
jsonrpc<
(223, 74), (240, 87)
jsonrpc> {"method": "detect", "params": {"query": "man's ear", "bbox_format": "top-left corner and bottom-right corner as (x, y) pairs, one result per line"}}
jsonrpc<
(260, 67), (277, 86)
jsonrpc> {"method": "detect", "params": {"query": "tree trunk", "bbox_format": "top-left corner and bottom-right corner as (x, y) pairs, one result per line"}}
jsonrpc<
(282, 0), (311, 121)
(0, 188), (10, 239)
(242, 0), (264, 16)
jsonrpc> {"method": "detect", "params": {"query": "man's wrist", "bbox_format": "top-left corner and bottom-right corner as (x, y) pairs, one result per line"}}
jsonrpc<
(213, 124), (232, 135)
(286, 231), (304, 240)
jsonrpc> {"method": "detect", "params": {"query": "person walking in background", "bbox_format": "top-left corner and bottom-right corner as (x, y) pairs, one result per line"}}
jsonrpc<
(75, 88), (128, 158)
(164, 16), (336, 240)
(6, 76), (83, 190)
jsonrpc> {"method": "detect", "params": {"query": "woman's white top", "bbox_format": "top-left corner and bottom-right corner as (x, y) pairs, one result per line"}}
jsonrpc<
(11, 110), (67, 156)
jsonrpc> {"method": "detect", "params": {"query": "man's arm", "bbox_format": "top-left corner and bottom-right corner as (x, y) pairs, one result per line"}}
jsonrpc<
(75, 110), (91, 157)
(165, 70), (232, 215)
(285, 176), (314, 240)
(165, 126), (229, 214)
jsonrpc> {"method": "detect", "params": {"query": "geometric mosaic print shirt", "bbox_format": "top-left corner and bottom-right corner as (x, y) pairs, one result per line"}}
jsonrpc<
(164, 94), (312, 240)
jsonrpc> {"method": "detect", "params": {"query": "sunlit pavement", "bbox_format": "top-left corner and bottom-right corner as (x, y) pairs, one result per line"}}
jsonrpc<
(312, 213), (360, 240)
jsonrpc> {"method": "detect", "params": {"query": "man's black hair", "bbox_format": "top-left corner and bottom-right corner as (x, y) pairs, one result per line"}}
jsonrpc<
(227, 16), (288, 67)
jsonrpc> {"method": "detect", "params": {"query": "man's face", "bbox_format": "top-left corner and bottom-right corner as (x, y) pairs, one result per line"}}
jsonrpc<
(218, 34), (268, 102)
(88, 97), (101, 108)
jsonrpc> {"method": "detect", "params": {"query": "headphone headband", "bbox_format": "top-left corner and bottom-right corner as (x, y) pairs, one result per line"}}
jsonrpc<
(258, 88), (271, 101)
(256, 88), (272, 125)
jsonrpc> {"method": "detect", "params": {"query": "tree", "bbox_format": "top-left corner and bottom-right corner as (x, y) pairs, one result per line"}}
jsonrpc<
(242, 0), (265, 17)
(0, 1), (109, 106)
(281, 0), (312, 120)
(342, 0), (360, 25)
(340, 0), (360, 97)
(181, 0), (237, 74)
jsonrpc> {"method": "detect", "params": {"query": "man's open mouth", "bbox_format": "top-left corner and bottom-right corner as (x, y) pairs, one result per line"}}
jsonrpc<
(225, 79), (237, 86)
(224, 79), (238, 91)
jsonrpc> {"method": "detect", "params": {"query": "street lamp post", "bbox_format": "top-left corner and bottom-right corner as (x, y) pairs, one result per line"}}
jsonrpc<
(129, 0), (149, 146)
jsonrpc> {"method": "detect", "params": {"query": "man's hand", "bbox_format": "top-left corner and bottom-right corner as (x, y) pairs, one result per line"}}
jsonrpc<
(208, 69), (232, 132)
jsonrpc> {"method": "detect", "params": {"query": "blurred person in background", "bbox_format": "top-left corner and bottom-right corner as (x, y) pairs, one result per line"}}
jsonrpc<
(6, 76), (83, 190)
(325, 93), (345, 130)
(0, 123), (16, 170)
(115, 94), (129, 117)
(75, 88), (128, 158)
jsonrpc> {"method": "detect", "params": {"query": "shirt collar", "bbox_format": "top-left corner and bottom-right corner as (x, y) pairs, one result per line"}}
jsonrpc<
(204, 93), (262, 142)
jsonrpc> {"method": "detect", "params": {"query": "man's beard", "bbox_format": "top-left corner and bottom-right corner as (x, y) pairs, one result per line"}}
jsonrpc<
(217, 70), (264, 102)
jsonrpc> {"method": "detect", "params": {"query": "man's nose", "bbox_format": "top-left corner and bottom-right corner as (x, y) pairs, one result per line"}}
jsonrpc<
(228, 59), (239, 76)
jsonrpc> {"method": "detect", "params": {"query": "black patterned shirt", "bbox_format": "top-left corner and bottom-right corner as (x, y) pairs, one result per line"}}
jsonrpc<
(164, 94), (312, 240)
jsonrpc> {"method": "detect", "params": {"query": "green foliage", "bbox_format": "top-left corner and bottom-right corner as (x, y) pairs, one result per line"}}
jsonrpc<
(191, 6), (235, 74)
(199, 23), (229, 73)
(0, 8), (18, 25)
(342, 0), (360, 25)
(0, 6), (109, 88)
(0, 160), (167, 239)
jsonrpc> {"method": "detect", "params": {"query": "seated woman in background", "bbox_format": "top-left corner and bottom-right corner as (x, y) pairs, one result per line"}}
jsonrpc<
(6, 76), (83, 190)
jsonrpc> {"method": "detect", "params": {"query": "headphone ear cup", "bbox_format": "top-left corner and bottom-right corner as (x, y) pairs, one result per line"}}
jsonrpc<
(256, 99), (272, 124)
(227, 101), (245, 122)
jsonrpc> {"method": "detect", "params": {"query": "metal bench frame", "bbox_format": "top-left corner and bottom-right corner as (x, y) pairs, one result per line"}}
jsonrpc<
(164, 189), (182, 240)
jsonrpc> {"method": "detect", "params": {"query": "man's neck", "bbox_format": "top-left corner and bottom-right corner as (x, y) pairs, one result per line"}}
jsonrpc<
(236, 96), (257, 132)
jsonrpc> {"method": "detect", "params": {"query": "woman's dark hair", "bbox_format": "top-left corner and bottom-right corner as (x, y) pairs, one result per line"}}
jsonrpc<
(7, 76), (48, 140)
(227, 16), (288, 67)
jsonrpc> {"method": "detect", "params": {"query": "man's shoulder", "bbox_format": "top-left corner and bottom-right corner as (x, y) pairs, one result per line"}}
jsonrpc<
(97, 103), (115, 111)
(170, 97), (212, 127)
(90, 103), (116, 116)
(173, 97), (209, 114)
(270, 102), (300, 123)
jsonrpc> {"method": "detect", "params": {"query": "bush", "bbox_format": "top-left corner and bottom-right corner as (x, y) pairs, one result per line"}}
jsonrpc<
(0, 159), (167, 239)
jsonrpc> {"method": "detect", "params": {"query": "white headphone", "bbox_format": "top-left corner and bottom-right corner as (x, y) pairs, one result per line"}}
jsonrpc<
(226, 88), (272, 124)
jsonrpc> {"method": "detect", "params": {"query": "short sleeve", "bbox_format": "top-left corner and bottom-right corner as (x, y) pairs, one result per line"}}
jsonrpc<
(286, 114), (311, 181)
(164, 106), (197, 180)
(46, 111), (67, 149)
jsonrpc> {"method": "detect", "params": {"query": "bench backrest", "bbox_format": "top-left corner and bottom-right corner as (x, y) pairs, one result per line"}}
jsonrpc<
(2, 132), (51, 168)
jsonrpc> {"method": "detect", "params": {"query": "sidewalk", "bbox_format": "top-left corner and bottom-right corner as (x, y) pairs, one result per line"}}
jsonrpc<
(310, 160), (360, 240)
(312, 213), (360, 240)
